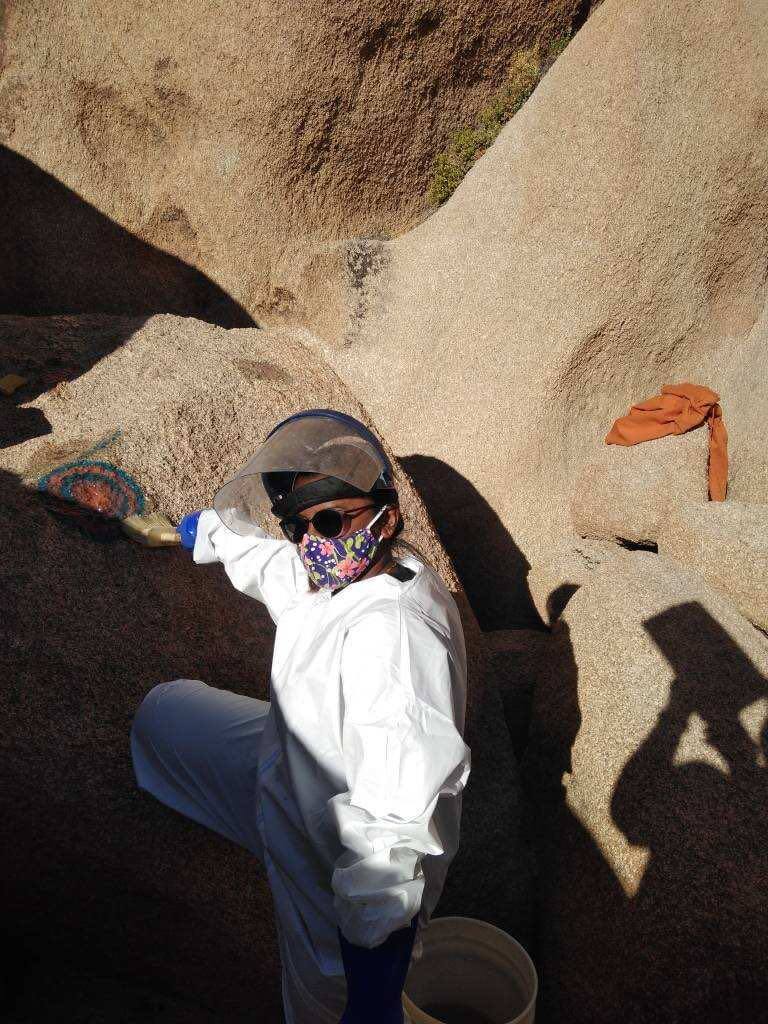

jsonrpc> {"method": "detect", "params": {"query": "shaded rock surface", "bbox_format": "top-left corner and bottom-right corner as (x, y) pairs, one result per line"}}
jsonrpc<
(523, 550), (768, 1023)
(0, 314), (491, 1022)
(441, 642), (535, 952)
(1, 0), (583, 324)
(483, 628), (554, 761)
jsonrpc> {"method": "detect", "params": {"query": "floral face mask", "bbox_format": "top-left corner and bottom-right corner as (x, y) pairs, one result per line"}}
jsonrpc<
(298, 506), (388, 592)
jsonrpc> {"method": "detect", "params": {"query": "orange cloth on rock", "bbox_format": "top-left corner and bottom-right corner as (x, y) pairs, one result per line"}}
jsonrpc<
(605, 382), (728, 501)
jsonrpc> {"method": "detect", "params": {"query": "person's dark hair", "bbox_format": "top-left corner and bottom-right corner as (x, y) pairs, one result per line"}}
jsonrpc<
(374, 495), (435, 569)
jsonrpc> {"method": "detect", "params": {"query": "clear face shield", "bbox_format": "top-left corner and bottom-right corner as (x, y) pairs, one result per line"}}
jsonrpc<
(214, 416), (390, 537)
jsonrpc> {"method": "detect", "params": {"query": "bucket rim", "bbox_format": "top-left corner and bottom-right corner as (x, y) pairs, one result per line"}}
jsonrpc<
(402, 916), (539, 1024)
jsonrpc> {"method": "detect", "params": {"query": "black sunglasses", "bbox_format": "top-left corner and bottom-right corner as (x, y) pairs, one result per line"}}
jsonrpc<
(279, 503), (382, 543)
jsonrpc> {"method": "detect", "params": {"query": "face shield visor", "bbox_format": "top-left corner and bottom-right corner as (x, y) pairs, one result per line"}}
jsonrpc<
(214, 414), (391, 537)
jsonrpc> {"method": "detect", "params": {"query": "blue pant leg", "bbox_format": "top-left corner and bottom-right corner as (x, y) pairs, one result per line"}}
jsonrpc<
(131, 678), (269, 858)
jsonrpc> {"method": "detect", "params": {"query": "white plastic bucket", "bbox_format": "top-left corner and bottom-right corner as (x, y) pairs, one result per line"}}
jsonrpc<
(402, 917), (538, 1024)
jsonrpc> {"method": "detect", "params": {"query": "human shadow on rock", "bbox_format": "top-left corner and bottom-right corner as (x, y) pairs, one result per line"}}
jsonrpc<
(525, 596), (768, 1024)
(610, 603), (768, 1022)
(400, 454), (545, 630)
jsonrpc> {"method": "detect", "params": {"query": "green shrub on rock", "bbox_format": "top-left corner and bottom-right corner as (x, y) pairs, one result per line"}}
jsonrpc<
(427, 40), (567, 207)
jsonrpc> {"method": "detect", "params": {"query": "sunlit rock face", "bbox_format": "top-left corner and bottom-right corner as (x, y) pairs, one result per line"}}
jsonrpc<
(0, 0), (580, 325)
(315, 0), (768, 629)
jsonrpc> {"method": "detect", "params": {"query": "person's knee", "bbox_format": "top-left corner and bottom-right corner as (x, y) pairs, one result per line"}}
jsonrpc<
(131, 678), (205, 743)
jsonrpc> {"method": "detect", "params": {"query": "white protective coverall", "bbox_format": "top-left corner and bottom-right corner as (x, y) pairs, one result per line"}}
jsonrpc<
(131, 510), (471, 1024)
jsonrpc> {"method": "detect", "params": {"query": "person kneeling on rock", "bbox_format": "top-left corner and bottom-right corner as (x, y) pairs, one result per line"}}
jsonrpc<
(130, 409), (471, 1024)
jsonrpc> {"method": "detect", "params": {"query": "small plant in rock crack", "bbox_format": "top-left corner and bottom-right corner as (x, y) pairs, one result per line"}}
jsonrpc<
(427, 36), (570, 207)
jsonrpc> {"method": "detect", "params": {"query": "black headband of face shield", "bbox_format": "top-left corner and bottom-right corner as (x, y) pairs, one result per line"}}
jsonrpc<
(269, 476), (397, 519)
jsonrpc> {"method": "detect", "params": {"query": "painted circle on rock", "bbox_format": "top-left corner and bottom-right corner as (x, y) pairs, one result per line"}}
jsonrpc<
(37, 460), (145, 519)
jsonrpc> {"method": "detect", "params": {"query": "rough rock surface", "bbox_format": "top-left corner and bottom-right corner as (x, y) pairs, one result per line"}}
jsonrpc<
(570, 430), (708, 545)
(525, 536), (633, 623)
(0, 314), (487, 1022)
(0, 0), (583, 325)
(483, 627), (554, 760)
(442, 643), (535, 952)
(658, 500), (768, 632)
(3, 4), (767, 1024)
(523, 550), (768, 1023)
(310, 0), (768, 630)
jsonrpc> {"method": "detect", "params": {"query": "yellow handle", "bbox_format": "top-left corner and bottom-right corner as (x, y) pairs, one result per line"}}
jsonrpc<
(122, 513), (182, 548)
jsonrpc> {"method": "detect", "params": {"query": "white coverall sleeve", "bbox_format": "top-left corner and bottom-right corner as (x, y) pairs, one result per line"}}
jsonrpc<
(329, 602), (471, 948)
(192, 509), (309, 623)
